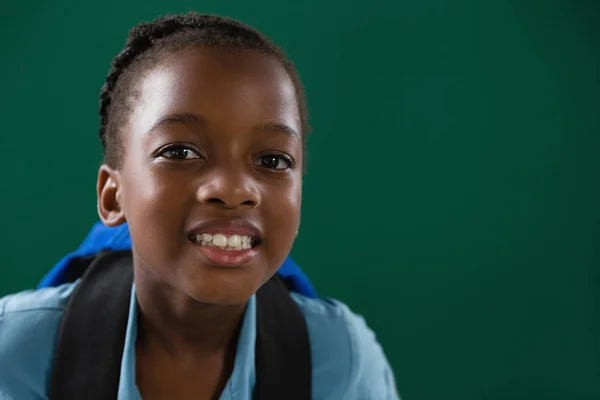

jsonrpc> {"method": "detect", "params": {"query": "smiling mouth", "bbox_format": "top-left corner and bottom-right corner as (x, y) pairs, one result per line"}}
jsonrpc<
(188, 233), (262, 251)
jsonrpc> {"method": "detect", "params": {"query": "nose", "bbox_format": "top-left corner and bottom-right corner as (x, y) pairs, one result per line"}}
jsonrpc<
(196, 167), (261, 210)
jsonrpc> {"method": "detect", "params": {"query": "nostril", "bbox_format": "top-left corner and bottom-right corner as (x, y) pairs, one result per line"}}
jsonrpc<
(202, 197), (258, 208)
(206, 198), (226, 205)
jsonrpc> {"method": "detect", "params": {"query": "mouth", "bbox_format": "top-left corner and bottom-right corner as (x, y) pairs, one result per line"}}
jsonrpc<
(186, 220), (263, 267)
(188, 233), (262, 251)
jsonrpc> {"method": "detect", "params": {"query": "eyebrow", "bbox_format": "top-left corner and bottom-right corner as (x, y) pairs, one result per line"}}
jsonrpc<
(146, 112), (300, 140)
(256, 121), (300, 140)
(147, 113), (204, 135)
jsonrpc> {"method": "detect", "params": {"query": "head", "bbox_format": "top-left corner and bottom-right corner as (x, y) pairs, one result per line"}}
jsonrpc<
(96, 13), (308, 305)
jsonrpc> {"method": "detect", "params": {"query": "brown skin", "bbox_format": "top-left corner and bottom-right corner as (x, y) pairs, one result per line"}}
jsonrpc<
(96, 47), (303, 399)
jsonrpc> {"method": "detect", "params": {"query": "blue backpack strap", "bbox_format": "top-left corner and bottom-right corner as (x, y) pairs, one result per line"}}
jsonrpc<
(38, 222), (317, 298)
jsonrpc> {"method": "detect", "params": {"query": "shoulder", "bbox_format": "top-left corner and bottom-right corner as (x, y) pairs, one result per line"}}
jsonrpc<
(291, 293), (400, 400)
(0, 283), (77, 400)
(0, 283), (76, 315)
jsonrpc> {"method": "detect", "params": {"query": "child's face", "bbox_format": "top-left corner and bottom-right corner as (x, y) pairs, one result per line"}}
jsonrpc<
(104, 47), (302, 304)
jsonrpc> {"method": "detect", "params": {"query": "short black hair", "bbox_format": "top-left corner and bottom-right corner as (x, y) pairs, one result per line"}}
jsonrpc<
(99, 12), (308, 168)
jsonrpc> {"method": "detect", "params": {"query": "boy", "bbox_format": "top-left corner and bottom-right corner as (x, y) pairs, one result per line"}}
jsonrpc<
(0, 12), (399, 399)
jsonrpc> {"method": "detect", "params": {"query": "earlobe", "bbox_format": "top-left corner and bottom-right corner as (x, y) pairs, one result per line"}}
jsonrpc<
(97, 164), (126, 227)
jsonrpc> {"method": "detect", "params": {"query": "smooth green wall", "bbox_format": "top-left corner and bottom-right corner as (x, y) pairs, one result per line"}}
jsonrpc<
(1, 1), (598, 399)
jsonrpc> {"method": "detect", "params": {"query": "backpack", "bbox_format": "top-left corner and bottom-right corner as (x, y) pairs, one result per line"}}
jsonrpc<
(40, 222), (315, 399)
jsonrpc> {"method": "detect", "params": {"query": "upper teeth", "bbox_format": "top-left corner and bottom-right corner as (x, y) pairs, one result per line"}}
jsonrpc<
(194, 233), (253, 250)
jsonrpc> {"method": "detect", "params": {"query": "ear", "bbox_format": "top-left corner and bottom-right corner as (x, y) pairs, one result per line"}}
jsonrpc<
(97, 164), (126, 227)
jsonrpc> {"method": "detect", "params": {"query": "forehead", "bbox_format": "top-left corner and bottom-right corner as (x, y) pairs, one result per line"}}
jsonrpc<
(127, 47), (301, 137)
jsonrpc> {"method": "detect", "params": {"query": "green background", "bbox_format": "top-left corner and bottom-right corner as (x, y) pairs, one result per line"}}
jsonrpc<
(1, 1), (598, 398)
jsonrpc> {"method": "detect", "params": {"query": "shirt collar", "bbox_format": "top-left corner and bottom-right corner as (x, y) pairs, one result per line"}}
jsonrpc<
(118, 285), (257, 400)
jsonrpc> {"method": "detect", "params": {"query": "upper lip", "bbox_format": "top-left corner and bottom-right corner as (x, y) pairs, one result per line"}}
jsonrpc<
(187, 219), (262, 239)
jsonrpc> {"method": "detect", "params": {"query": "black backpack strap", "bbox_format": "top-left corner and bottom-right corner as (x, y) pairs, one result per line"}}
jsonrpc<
(48, 250), (134, 400)
(254, 275), (312, 400)
(49, 250), (311, 400)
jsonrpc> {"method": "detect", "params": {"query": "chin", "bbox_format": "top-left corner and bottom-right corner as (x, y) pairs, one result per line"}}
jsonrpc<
(178, 269), (268, 306)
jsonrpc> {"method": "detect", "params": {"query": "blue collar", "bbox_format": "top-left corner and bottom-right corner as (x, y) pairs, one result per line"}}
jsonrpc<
(118, 285), (258, 400)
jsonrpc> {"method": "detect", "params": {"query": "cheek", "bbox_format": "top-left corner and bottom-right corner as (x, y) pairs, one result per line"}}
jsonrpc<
(268, 175), (301, 217)
(281, 186), (302, 226)
(120, 148), (188, 211)
(262, 177), (302, 253)
(121, 169), (169, 217)
(119, 165), (192, 250)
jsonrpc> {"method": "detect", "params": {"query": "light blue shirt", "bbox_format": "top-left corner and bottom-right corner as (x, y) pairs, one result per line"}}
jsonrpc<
(0, 282), (399, 399)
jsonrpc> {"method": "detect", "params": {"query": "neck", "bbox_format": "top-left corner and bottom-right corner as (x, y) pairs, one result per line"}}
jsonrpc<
(133, 264), (247, 357)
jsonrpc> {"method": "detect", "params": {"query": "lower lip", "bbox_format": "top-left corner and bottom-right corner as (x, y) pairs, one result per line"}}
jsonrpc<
(191, 242), (259, 267)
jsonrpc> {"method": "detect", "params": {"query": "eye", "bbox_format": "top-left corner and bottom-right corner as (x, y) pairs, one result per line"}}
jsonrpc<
(158, 145), (201, 160)
(254, 154), (294, 170)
